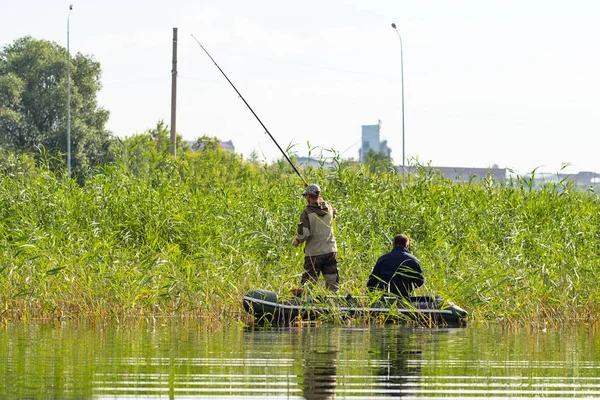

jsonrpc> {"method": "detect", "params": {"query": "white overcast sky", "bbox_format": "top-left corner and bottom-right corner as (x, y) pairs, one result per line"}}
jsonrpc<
(2, 0), (599, 174)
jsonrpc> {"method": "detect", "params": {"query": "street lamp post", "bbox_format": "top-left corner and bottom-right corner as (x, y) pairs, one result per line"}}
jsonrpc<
(391, 22), (405, 183)
(67, 5), (73, 176)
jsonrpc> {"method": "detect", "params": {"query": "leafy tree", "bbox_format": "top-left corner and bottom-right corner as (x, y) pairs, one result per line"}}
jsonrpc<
(186, 134), (254, 183)
(112, 120), (186, 177)
(248, 149), (261, 164)
(146, 119), (187, 155)
(365, 148), (395, 173)
(192, 135), (220, 152)
(0, 36), (112, 178)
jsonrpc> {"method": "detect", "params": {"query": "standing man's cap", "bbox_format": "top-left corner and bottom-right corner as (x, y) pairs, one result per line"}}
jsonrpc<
(302, 183), (321, 196)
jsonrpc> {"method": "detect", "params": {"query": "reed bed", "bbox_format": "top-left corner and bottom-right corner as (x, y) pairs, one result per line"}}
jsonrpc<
(1, 147), (600, 327)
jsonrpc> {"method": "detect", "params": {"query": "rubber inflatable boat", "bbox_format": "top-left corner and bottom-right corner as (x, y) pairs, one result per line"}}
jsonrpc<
(243, 289), (468, 325)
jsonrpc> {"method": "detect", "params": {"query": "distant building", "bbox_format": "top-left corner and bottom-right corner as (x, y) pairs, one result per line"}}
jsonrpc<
(296, 156), (335, 170)
(403, 165), (507, 182)
(184, 139), (235, 152)
(526, 170), (600, 189)
(218, 140), (235, 152)
(359, 120), (391, 162)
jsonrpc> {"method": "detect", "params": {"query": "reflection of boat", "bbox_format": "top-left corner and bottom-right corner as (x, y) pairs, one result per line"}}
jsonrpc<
(243, 289), (468, 325)
(300, 327), (339, 400)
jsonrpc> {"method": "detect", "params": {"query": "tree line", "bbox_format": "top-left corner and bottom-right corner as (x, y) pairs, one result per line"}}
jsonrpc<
(0, 35), (393, 181)
(0, 36), (113, 179)
(0, 36), (204, 181)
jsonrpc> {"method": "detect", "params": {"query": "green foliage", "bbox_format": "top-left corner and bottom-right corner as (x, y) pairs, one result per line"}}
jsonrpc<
(1, 150), (600, 326)
(112, 120), (187, 178)
(0, 36), (112, 180)
(192, 135), (220, 152)
(364, 148), (394, 173)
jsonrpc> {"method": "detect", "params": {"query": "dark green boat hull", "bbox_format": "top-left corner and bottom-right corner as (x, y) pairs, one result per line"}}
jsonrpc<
(243, 289), (468, 325)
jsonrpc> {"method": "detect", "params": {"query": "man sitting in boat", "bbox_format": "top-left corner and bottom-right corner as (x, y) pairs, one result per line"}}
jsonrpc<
(367, 234), (424, 298)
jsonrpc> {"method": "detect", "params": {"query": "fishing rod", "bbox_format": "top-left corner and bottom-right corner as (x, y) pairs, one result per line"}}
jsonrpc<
(191, 34), (308, 187)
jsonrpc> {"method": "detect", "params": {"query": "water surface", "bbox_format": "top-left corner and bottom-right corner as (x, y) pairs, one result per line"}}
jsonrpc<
(1, 321), (600, 398)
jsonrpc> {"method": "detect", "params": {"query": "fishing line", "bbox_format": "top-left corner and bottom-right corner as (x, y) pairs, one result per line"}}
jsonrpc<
(191, 34), (308, 187)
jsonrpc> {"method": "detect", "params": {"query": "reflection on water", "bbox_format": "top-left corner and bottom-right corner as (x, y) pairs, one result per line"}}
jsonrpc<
(371, 326), (422, 397)
(300, 328), (338, 399)
(1, 321), (600, 398)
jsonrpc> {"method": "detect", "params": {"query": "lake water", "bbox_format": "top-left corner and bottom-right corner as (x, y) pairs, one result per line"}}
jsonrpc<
(1, 321), (600, 399)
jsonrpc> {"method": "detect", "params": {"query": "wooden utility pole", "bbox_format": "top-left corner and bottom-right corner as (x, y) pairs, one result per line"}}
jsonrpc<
(170, 27), (178, 156)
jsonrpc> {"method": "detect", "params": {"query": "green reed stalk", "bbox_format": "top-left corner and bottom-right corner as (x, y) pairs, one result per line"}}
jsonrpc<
(1, 148), (600, 326)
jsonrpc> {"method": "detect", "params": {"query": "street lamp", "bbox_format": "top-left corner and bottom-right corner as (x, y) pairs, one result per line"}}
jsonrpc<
(391, 22), (405, 182)
(67, 4), (73, 176)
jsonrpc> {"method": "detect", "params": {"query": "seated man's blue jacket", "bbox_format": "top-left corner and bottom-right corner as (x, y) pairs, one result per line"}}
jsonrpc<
(367, 247), (424, 297)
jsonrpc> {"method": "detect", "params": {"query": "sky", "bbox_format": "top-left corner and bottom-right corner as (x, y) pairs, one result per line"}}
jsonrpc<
(2, 0), (599, 175)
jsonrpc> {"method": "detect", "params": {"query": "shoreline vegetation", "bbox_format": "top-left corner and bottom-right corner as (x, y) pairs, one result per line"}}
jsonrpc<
(1, 144), (600, 328)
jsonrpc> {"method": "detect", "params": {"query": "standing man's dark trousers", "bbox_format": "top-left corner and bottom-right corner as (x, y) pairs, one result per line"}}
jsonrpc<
(300, 252), (339, 292)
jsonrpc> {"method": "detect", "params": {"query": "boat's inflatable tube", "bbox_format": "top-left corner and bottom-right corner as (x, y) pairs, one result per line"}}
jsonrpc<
(243, 289), (468, 325)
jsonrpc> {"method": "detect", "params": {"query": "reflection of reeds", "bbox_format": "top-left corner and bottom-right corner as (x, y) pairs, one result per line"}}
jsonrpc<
(2, 147), (600, 326)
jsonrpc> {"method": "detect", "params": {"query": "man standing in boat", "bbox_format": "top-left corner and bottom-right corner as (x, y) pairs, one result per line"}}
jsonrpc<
(367, 234), (424, 298)
(292, 183), (339, 292)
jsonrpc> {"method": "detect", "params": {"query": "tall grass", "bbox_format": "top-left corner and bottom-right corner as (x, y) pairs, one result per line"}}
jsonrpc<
(1, 147), (599, 326)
